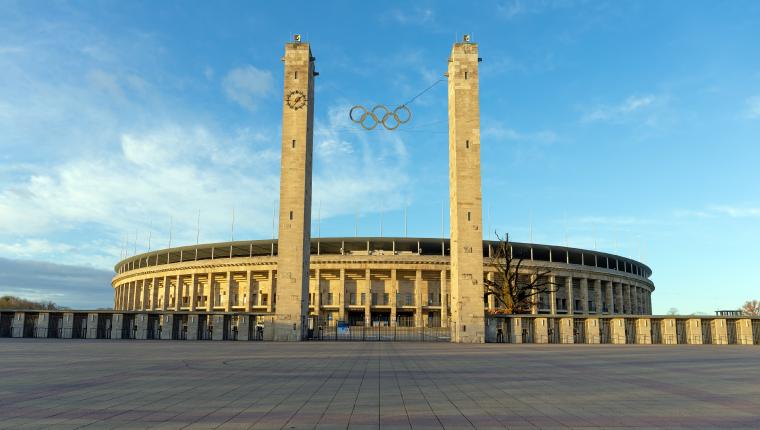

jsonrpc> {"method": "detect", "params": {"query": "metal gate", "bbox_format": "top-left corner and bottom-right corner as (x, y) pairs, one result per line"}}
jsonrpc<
(173, 314), (188, 340)
(122, 314), (136, 339)
(548, 318), (559, 343)
(197, 314), (212, 340)
(573, 319), (586, 344)
(600, 319), (611, 344)
(72, 314), (88, 339)
(0, 313), (12, 337)
(522, 320), (535, 343)
(625, 319), (636, 344)
(48, 313), (63, 338)
(726, 320), (737, 344)
(701, 319), (712, 344)
(97, 314), (112, 339)
(306, 317), (450, 342)
(676, 320), (686, 344)
(146, 314), (161, 339)
(651, 319), (662, 344)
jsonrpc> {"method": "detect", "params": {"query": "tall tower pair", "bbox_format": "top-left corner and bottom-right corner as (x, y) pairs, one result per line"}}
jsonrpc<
(275, 35), (484, 343)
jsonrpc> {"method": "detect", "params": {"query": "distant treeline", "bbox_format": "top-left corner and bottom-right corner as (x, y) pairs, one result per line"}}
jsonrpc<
(0, 295), (65, 310)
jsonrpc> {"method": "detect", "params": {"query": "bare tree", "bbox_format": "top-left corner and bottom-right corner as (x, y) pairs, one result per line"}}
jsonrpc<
(666, 307), (679, 315)
(742, 300), (760, 317)
(484, 233), (557, 314)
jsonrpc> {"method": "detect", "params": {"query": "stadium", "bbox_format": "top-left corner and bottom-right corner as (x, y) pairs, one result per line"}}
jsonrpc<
(111, 237), (655, 329)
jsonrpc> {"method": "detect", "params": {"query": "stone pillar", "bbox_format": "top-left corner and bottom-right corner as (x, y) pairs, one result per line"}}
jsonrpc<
(580, 278), (589, 314)
(365, 269), (372, 326)
(686, 318), (703, 344)
(135, 313), (149, 340)
(534, 317), (548, 344)
(189, 274), (198, 311)
(585, 317), (600, 344)
(566, 276), (574, 314)
(605, 281), (614, 314)
(36, 313), (49, 338)
(338, 268), (345, 322)
(161, 314), (174, 340)
(549, 275), (557, 315)
(711, 319), (728, 345)
(186, 314), (199, 341)
(267, 269), (275, 313)
(594, 279), (602, 314)
(635, 318), (651, 344)
(151, 278), (158, 311)
(225, 272), (233, 312)
(632, 286), (639, 314)
(441, 269), (448, 327)
(390, 269), (397, 326)
(511, 318), (522, 343)
(274, 38), (315, 341)
(162, 276), (171, 311)
(87, 313), (99, 339)
(661, 318), (677, 344)
(246, 270), (254, 313)
(176, 275), (183, 311)
(142, 280), (149, 311)
(207, 272), (215, 311)
(62, 312), (74, 338)
(610, 318), (626, 344)
(448, 37), (485, 343)
(735, 319), (752, 344)
(111, 313), (124, 340)
(415, 269), (423, 328)
(625, 284), (632, 314)
(559, 317), (574, 344)
(614, 283), (623, 314)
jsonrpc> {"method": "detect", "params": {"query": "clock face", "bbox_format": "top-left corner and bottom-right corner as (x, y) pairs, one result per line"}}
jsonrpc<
(286, 90), (307, 110)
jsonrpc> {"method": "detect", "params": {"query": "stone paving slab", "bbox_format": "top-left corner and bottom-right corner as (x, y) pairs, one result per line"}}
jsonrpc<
(1, 340), (759, 429)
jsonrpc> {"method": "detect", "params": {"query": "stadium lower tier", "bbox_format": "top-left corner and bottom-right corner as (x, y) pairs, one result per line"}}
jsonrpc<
(112, 238), (655, 325)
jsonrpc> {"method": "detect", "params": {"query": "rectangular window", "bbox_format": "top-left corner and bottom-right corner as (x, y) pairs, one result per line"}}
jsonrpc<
(405, 293), (413, 306)
(383, 293), (389, 305)
(327, 292), (333, 305)
(361, 293), (366, 305)
(372, 293), (378, 305)
(262, 294), (268, 306)
(292, 139), (296, 148)
(349, 293), (356, 305)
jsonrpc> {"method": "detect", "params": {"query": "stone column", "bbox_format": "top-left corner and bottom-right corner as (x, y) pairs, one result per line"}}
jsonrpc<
(338, 268), (346, 322)
(247, 270), (254, 313)
(610, 317), (626, 344)
(448, 37), (485, 343)
(549, 275), (557, 315)
(415, 269), (423, 328)
(274, 38), (315, 341)
(441, 269), (448, 327)
(225, 271), (233, 312)
(636, 318), (651, 344)
(189, 274), (198, 312)
(711, 319), (727, 345)
(624, 284), (631, 314)
(585, 317), (600, 343)
(580, 278), (589, 314)
(559, 317), (574, 343)
(390, 269), (397, 326)
(736, 319), (753, 344)
(267, 269), (275, 313)
(686, 319), (703, 344)
(176, 275), (183, 311)
(614, 283), (623, 314)
(207, 272), (215, 311)
(566, 276), (574, 314)
(594, 279), (602, 314)
(365, 269), (372, 326)
(661, 318), (677, 344)
(605, 281), (614, 314)
(534, 317), (548, 344)
(162, 276), (171, 311)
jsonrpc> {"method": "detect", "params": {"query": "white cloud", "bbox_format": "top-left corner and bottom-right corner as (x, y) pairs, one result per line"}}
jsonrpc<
(222, 65), (274, 110)
(711, 206), (760, 218)
(582, 95), (657, 123)
(0, 239), (73, 257)
(483, 123), (558, 143)
(387, 8), (435, 25)
(746, 96), (760, 119)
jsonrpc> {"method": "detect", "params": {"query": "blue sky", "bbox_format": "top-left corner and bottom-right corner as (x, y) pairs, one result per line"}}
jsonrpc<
(1, 1), (759, 312)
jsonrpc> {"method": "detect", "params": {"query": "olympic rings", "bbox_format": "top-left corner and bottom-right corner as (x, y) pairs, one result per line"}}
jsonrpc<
(349, 104), (412, 131)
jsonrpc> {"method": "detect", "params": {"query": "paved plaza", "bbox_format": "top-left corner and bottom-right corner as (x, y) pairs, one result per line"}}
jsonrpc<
(0, 340), (759, 429)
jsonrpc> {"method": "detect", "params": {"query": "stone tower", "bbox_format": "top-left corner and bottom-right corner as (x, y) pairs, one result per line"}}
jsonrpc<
(448, 36), (485, 343)
(275, 36), (315, 341)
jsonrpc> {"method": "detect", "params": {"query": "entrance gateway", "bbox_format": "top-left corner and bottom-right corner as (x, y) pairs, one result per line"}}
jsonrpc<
(274, 35), (485, 342)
